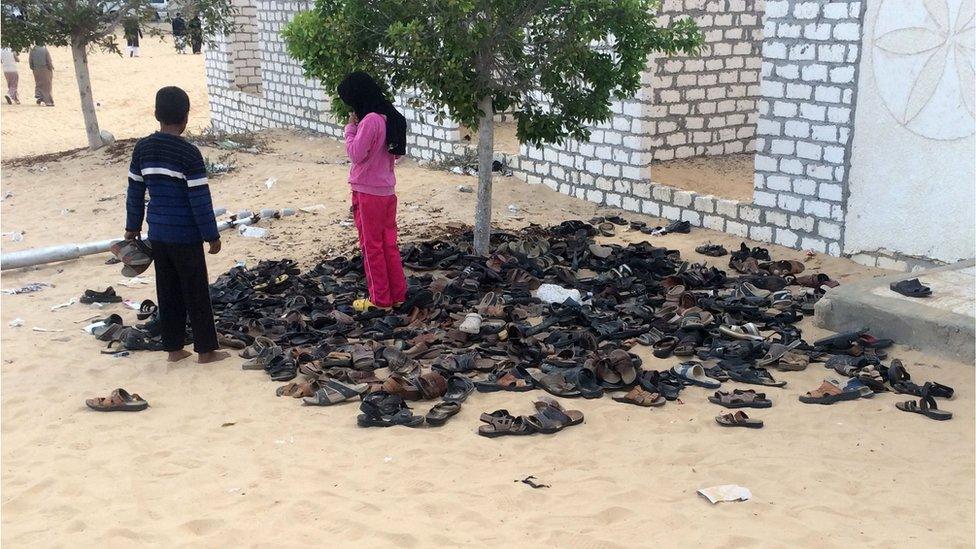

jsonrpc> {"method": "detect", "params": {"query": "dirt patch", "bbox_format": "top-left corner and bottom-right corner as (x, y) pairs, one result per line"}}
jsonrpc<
(650, 153), (756, 202)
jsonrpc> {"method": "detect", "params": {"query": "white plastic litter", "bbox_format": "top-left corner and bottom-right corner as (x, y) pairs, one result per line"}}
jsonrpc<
(1, 282), (53, 295)
(32, 327), (64, 333)
(338, 220), (354, 228)
(533, 284), (582, 305)
(239, 226), (269, 238)
(3, 231), (25, 242)
(697, 485), (752, 504)
(51, 298), (76, 311)
(449, 166), (465, 175)
(118, 277), (151, 287)
(507, 204), (520, 214)
(8, 318), (24, 327)
(82, 321), (106, 334)
(300, 204), (327, 214)
(265, 177), (277, 189)
(123, 299), (142, 310)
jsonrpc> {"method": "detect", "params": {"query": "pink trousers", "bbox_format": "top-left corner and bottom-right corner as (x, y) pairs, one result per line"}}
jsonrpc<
(352, 191), (407, 307)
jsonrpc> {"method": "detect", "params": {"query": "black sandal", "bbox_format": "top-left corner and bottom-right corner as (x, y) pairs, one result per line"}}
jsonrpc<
(889, 278), (931, 298)
(895, 384), (951, 420)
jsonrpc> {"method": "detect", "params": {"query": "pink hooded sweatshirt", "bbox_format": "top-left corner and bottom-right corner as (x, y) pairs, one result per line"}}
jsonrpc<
(344, 112), (396, 196)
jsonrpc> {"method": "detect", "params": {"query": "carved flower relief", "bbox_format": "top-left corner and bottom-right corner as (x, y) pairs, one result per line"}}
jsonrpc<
(872, 0), (975, 140)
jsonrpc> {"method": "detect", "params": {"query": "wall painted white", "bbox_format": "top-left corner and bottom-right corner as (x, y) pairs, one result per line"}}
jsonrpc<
(846, 0), (976, 264)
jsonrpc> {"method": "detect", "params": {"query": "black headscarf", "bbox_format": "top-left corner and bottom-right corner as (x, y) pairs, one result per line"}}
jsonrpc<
(337, 72), (407, 156)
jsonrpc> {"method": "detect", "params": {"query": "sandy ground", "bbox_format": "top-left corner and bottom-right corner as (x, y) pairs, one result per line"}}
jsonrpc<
(0, 27), (210, 160)
(463, 123), (754, 201)
(651, 153), (756, 202)
(1, 130), (974, 547)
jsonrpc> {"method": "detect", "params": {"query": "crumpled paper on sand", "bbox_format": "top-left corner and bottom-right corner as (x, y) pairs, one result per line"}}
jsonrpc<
(697, 485), (751, 504)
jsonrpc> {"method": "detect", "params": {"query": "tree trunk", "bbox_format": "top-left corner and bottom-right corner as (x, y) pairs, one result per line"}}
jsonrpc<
(473, 95), (494, 256)
(70, 40), (103, 150)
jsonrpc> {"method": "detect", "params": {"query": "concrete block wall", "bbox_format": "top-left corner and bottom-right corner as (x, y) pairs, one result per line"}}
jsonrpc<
(648, 0), (764, 161)
(752, 0), (865, 256)
(206, 1), (464, 161)
(230, 0), (263, 94)
(207, 1), (938, 268)
(502, 0), (865, 258)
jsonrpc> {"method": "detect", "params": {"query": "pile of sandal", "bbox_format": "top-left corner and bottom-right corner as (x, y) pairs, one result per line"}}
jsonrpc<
(86, 218), (956, 427)
(203, 222), (953, 424)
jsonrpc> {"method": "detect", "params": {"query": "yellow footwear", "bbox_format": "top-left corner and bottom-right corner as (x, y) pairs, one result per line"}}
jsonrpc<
(353, 298), (390, 312)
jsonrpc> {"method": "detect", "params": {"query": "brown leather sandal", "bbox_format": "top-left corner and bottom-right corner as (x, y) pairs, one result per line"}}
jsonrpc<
(86, 388), (148, 412)
(612, 387), (665, 407)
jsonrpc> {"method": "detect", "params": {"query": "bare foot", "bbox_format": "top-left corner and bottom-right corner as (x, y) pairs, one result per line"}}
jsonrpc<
(198, 350), (231, 364)
(167, 350), (192, 362)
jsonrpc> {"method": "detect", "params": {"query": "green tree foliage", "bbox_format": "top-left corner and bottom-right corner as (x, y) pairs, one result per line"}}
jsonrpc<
(0, 0), (237, 150)
(283, 0), (703, 254)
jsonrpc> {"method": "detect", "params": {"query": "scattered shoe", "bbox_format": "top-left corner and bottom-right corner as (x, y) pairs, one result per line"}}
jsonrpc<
(715, 411), (763, 428)
(86, 388), (148, 412)
(889, 278), (931, 298)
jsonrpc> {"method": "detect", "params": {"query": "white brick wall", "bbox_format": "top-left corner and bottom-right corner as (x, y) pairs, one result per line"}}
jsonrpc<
(206, 0), (877, 264)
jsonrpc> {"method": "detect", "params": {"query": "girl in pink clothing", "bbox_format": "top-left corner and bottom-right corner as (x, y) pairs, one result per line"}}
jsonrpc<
(338, 72), (409, 311)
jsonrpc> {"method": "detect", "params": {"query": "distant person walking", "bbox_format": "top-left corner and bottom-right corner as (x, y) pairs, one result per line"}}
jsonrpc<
(172, 13), (187, 54)
(124, 18), (143, 57)
(1, 47), (20, 104)
(188, 15), (203, 54)
(28, 45), (54, 106)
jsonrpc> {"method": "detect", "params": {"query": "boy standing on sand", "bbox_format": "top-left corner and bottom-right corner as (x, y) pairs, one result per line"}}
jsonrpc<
(124, 86), (228, 364)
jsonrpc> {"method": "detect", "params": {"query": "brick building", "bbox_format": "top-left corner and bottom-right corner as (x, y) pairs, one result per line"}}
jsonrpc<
(206, 0), (976, 270)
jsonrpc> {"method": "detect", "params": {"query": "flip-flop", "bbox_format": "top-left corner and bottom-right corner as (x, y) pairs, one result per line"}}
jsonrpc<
(136, 299), (157, 320)
(708, 389), (772, 408)
(695, 243), (727, 257)
(611, 386), (665, 407)
(302, 380), (366, 406)
(672, 361), (721, 389)
(475, 369), (533, 393)
(756, 341), (801, 367)
(799, 380), (860, 404)
(81, 287), (123, 304)
(895, 384), (951, 420)
(477, 410), (536, 437)
(841, 378), (874, 398)
(652, 336), (678, 358)
(86, 388), (148, 412)
(528, 369), (582, 398)
(357, 408), (425, 428)
(813, 328), (868, 351)
(726, 367), (786, 388)
(356, 393), (424, 427)
(718, 323), (764, 341)
(526, 401), (584, 434)
(889, 278), (931, 298)
(425, 402), (462, 426)
(715, 411), (763, 428)
(443, 375), (475, 403)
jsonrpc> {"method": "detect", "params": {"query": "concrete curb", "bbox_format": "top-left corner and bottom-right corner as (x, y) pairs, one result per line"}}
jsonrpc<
(815, 260), (975, 363)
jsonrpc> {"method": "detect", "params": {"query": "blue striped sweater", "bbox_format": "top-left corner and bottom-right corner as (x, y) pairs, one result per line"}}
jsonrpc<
(125, 132), (219, 243)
